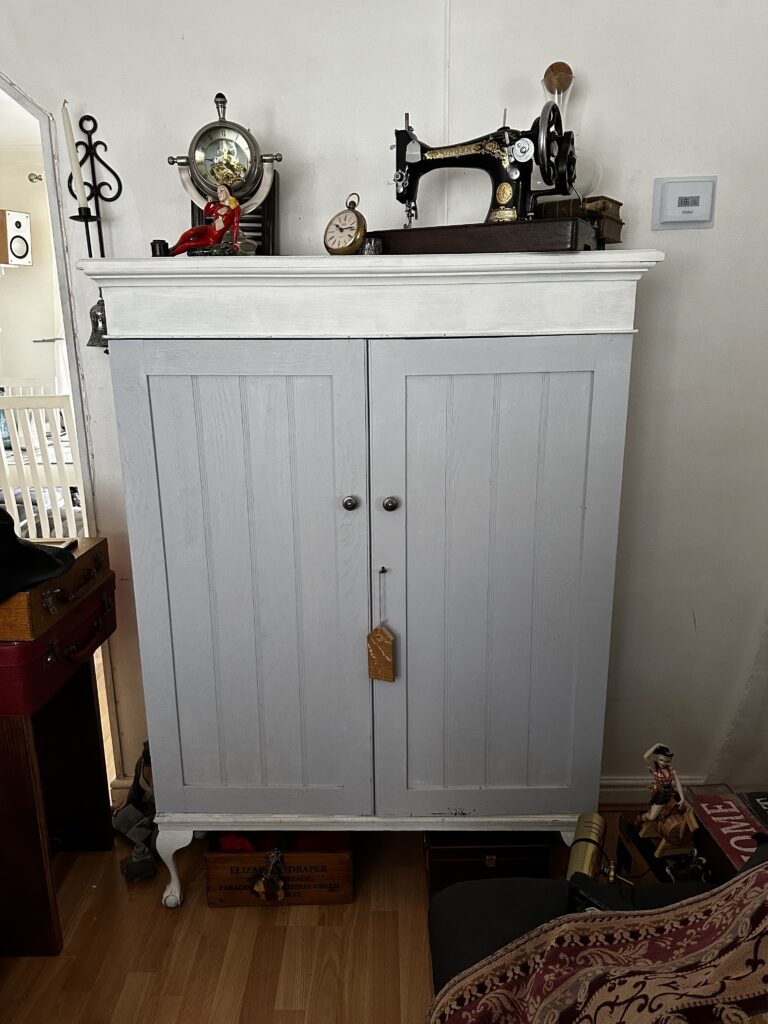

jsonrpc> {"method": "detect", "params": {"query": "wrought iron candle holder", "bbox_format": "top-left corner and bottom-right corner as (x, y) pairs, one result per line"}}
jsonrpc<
(66, 114), (122, 259)
(65, 112), (122, 350)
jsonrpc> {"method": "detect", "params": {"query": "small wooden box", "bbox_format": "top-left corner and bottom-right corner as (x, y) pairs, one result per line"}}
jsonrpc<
(425, 831), (568, 897)
(205, 831), (353, 907)
(537, 195), (625, 247)
(0, 537), (110, 642)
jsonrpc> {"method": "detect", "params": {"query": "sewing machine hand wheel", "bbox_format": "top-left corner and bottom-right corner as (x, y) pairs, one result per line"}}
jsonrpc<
(555, 130), (577, 194)
(535, 101), (563, 187)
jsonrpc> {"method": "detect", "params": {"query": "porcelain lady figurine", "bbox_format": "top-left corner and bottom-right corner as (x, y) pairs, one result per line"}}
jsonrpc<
(167, 184), (241, 256)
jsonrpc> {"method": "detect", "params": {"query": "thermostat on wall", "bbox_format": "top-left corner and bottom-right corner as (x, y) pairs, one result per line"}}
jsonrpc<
(652, 176), (717, 230)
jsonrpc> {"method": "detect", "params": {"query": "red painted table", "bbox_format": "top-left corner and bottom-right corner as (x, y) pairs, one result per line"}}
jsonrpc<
(0, 568), (116, 955)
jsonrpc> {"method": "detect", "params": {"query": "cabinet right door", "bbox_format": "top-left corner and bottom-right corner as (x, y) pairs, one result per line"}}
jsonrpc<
(369, 335), (633, 818)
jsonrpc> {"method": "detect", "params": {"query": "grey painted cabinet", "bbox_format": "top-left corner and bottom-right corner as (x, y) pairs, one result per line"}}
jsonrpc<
(111, 331), (631, 822)
(85, 249), (662, 905)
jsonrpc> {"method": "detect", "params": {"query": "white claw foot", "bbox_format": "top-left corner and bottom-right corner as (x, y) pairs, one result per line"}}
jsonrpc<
(162, 884), (182, 908)
(156, 828), (194, 908)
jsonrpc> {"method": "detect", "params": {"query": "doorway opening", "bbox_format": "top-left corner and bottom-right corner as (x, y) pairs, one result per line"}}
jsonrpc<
(0, 74), (119, 790)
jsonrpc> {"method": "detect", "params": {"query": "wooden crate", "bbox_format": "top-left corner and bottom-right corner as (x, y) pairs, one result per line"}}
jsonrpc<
(205, 831), (353, 907)
(0, 537), (110, 641)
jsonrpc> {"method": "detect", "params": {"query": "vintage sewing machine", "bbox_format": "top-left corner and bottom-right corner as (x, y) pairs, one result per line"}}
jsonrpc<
(393, 102), (575, 227)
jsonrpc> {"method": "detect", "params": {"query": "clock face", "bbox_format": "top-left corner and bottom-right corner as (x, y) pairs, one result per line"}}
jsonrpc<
(324, 209), (365, 253)
(193, 126), (253, 189)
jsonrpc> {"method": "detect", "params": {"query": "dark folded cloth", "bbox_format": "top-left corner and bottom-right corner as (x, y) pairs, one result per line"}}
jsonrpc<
(0, 508), (75, 602)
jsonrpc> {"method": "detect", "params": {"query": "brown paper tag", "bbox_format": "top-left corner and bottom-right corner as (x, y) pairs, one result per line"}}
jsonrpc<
(368, 625), (395, 682)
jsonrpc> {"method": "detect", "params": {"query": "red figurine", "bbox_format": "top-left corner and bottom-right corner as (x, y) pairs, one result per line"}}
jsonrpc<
(168, 184), (241, 256)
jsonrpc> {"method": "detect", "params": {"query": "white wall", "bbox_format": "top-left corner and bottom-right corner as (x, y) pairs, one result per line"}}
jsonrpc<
(2, 0), (767, 791)
(0, 145), (58, 383)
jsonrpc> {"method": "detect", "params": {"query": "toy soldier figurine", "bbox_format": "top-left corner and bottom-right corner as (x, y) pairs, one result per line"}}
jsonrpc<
(642, 743), (685, 822)
(634, 742), (704, 878)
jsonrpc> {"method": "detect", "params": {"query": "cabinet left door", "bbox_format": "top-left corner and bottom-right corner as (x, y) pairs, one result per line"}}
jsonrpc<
(111, 338), (372, 816)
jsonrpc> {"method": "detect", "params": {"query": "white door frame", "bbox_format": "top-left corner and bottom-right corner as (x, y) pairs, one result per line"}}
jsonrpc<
(0, 69), (123, 778)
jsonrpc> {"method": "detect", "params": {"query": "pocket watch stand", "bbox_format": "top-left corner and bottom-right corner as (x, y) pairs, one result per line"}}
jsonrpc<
(162, 93), (282, 256)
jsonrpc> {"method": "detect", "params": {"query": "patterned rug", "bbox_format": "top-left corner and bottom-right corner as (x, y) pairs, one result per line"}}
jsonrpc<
(428, 864), (768, 1024)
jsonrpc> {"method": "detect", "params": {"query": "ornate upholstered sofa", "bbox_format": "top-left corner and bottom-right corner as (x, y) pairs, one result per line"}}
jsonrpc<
(428, 834), (768, 1023)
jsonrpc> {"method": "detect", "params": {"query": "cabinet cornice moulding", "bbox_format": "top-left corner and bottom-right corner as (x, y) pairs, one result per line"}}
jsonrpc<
(79, 250), (664, 341)
(79, 251), (664, 287)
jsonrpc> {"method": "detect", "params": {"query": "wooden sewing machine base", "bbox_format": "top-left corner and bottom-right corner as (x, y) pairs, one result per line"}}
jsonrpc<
(367, 217), (598, 255)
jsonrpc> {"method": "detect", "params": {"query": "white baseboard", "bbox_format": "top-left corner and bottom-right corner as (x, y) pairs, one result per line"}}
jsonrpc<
(599, 774), (707, 806)
(110, 774), (132, 806)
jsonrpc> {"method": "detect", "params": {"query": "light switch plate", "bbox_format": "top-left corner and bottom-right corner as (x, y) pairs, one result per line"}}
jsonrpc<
(652, 176), (717, 230)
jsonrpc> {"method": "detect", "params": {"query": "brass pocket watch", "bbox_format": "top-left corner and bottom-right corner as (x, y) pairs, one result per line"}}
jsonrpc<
(324, 194), (367, 255)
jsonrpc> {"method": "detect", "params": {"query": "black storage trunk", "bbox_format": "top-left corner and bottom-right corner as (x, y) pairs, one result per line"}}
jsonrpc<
(425, 831), (568, 897)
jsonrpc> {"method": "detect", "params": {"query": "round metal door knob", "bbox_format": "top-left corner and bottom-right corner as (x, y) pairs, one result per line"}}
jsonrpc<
(382, 496), (400, 512)
(341, 496), (359, 511)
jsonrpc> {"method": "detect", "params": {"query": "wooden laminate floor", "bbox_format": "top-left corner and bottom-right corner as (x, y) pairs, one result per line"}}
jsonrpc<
(0, 833), (433, 1024)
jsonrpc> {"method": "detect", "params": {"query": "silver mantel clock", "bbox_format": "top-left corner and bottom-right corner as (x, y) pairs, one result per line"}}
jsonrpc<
(168, 93), (281, 215)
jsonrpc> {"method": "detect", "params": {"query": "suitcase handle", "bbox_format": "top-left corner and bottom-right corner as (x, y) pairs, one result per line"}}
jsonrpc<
(42, 555), (105, 615)
(63, 597), (113, 664)
(64, 567), (99, 604)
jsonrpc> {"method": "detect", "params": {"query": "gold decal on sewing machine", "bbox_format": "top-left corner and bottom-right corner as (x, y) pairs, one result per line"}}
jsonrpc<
(425, 143), (479, 160)
(425, 140), (508, 167)
(488, 207), (518, 223)
(496, 182), (513, 206)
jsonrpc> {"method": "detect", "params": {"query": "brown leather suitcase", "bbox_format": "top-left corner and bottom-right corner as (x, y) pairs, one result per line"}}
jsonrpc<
(0, 571), (116, 714)
(0, 536), (110, 641)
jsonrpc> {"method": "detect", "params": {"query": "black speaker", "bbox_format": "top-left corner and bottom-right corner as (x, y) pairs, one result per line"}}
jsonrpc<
(0, 210), (32, 266)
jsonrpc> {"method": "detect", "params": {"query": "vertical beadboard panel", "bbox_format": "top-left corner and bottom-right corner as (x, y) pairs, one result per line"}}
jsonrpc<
(244, 375), (303, 787)
(116, 338), (371, 816)
(404, 369), (586, 792)
(405, 377), (449, 788)
(528, 370), (593, 786)
(444, 373), (496, 788)
(291, 375), (344, 787)
(149, 375), (220, 787)
(196, 376), (262, 787)
(486, 372), (544, 785)
(372, 335), (627, 817)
